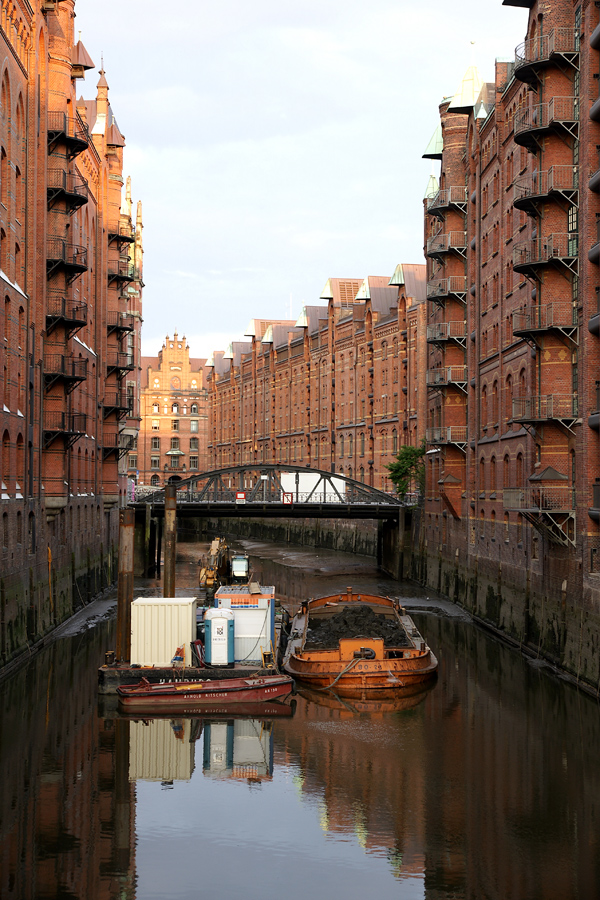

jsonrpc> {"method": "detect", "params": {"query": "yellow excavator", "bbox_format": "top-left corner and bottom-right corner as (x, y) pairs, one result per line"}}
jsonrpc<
(198, 539), (251, 602)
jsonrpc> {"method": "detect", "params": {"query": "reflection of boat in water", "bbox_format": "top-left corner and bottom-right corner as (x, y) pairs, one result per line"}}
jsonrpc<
(116, 699), (296, 720)
(117, 673), (293, 713)
(296, 680), (435, 714)
(282, 588), (438, 698)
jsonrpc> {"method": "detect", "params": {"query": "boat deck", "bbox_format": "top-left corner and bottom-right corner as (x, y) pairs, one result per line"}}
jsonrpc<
(98, 663), (275, 694)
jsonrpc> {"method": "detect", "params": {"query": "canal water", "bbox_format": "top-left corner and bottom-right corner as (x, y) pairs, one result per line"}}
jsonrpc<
(1, 539), (599, 900)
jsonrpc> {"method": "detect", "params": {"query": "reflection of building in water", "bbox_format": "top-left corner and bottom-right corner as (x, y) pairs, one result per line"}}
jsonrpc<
(0, 626), (136, 900)
(274, 695), (428, 881)
(129, 718), (199, 782)
(203, 720), (274, 782)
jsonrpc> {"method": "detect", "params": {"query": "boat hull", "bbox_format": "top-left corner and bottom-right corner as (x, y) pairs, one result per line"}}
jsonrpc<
(117, 675), (293, 713)
(285, 652), (438, 697)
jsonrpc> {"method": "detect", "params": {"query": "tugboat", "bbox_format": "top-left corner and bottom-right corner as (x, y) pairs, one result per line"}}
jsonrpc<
(281, 587), (437, 698)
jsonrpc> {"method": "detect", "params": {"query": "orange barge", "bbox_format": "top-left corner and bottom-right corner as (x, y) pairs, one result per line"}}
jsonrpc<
(281, 588), (437, 698)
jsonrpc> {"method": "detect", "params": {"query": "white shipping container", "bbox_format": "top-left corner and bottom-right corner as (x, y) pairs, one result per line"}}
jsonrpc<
(129, 718), (195, 782)
(130, 597), (197, 666)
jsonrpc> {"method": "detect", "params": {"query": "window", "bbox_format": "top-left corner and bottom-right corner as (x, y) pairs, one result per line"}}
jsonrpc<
(150, 457), (160, 469)
(172, 419), (179, 431)
(151, 419), (159, 430)
(172, 403), (179, 414)
(151, 474), (160, 486)
(170, 437), (180, 450)
(128, 455), (137, 469)
(190, 420), (199, 433)
(151, 437), (160, 450)
(170, 456), (179, 468)
(153, 403), (159, 413)
(190, 437), (198, 450)
(189, 456), (198, 469)
(191, 403), (198, 414)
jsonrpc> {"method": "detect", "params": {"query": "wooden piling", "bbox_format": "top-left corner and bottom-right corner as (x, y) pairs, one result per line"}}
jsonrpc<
(164, 484), (177, 597)
(115, 508), (135, 664)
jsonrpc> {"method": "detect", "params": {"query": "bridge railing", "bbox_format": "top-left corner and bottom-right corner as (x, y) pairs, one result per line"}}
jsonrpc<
(132, 486), (405, 506)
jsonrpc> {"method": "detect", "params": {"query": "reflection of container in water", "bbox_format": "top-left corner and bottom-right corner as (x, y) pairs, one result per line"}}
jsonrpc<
(202, 719), (273, 780)
(204, 608), (235, 666)
(129, 718), (195, 782)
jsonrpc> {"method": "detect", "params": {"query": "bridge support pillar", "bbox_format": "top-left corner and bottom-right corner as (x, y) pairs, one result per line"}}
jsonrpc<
(377, 513), (406, 581)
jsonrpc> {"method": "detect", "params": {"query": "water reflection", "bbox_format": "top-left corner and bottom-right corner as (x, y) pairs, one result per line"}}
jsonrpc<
(2, 542), (600, 899)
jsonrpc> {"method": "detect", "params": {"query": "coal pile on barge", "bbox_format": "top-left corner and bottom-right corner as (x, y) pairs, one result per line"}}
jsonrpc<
(305, 605), (412, 650)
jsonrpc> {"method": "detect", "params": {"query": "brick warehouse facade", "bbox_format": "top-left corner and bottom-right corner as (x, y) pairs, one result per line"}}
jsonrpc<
(0, 1), (143, 668)
(135, 335), (209, 489)
(207, 268), (427, 489)
(419, 0), (600, 687)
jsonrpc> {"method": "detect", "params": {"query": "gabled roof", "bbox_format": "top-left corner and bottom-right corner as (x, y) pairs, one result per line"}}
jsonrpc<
(320, 277), (363, 305)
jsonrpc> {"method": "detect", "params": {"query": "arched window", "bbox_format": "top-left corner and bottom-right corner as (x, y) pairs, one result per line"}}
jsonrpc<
(191, 403), (198, 414)
(480, 457), (485, 492)
(153, 403), (159, 413)
(490, 456), (496, 493)
(503, 454), (510, 488)
(340, 435), (344, 458)
(359, 466), (365, 483)
(516, 452), (524, 485)
(151, 474), (160, 486)
(481, 385), (488, 427)
(172, 403), (179, 414)
(348, 434), (353, 457)
(392, 430), (398, 454)
(360, 432), (365, 457)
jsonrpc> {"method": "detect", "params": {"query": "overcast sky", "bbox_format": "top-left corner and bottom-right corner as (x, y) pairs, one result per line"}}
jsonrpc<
(74, 0), (528, 359)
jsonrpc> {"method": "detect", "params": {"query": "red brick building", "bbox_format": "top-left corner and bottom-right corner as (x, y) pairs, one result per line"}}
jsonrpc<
(137, 334), (209, 488)
(0, 1), (142, 668)
(420, 0), (600, 682)
(207, 267), (427, 490)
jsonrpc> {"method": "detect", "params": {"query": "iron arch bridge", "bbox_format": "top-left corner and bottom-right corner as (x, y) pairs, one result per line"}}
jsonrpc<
(130, 464), (415, 520)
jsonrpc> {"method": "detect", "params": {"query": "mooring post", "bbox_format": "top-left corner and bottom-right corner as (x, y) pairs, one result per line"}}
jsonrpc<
(156, 516), (162, 577)
(164, 484), (177, 597)
(143, 502), (151, 577)
(115, 508), (135, 664)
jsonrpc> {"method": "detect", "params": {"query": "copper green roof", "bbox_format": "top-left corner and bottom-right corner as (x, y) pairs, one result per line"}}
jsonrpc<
(422, 124), (443, 160)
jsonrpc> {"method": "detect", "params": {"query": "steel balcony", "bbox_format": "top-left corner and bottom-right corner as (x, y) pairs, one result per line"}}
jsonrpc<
(42, 411), (86, 448)
(43, 355), (88, 393)
(512, 304), (578, 344)
(512, 394), (578, 425)
(107, 311), (135, 335)
(426, 367), (468, 390)
(513, 233), (578, 276)
(45, 292), (87, 338)
(514, 97), (579, 150)
(426, 231), (467, 260)
(108, 259), (135, 285)
(426, 276), (468, 304)
(47, 111), (89, 159)
(47, 168), (89, 213)
(426, 186), (467, 216)
(46, 236), (88, 281)
(426, 321), (467, 344)
(513, 166), (578, 214)
(514, 29), (580, 87)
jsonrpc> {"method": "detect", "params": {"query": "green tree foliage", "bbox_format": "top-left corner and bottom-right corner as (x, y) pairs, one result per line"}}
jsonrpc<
(385, 440), (426, 500)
